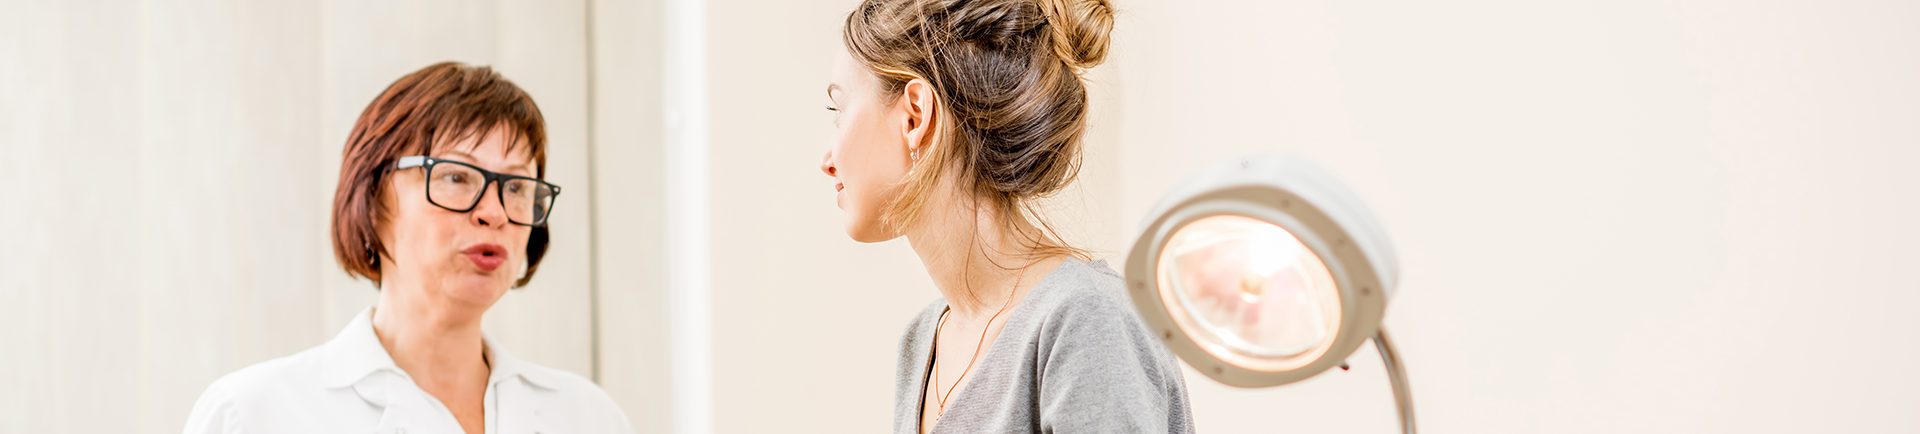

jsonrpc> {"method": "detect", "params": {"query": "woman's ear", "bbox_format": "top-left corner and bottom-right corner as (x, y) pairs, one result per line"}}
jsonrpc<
(514, 256), (529, 286)
(514, 226), (549, 288)
(899, 79), (938, 157)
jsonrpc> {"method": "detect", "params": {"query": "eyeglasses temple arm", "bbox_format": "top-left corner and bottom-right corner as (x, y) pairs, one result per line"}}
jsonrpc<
(394, 155), (427, 170)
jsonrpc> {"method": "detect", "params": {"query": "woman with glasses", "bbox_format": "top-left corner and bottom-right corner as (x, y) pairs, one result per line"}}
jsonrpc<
(183, 62), (631, 434)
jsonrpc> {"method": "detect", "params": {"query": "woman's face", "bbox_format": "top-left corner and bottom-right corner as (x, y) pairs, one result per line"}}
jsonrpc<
(380, 127), (536, 309)
(822, 49), (915, 243)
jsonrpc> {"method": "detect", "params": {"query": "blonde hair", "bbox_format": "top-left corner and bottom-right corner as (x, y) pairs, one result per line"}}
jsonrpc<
(844, 0), (1114, 261)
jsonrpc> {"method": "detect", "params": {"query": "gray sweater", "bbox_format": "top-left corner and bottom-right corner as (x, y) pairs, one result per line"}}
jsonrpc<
(893, 259), (1195, 434)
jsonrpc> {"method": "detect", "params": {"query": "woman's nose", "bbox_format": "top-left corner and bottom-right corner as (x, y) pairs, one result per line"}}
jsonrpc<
(820, 150), (836, 177)
(469, 184), (508, 228)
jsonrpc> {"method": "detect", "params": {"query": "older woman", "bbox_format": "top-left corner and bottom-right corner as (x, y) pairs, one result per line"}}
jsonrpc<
(184, 62), (631, 434)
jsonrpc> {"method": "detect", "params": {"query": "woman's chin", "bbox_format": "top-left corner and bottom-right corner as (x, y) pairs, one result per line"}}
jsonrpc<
(839, 203), (892, 243)
(440, 277), (510, 308)
(846, 221), (898, 243)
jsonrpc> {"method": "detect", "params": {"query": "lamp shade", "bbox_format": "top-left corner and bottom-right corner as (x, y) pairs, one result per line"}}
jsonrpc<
(1125, 155), (1400, 388)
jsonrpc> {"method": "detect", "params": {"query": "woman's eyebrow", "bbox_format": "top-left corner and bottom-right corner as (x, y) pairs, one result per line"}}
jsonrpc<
(826, 83), (841, 103)
(436, 150), (533, 175)
(437, 149), (479, 162)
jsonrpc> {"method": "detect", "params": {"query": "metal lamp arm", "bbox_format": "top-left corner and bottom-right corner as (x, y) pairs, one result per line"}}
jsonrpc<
(1373, 328), (1416, 434)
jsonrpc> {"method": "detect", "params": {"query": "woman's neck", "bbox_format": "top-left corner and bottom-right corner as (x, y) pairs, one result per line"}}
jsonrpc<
(370, 280), (490, 386)
(904, 195), (1060, 321)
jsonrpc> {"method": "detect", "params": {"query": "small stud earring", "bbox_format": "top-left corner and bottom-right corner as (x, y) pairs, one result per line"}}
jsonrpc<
(910, 149), (920, 161)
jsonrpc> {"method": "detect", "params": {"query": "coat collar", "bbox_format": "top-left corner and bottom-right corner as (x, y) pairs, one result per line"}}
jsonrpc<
(317, 307), (563, 391)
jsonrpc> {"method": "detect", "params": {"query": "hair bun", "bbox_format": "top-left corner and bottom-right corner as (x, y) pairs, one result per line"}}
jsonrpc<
(1038, 0), (1113, 70)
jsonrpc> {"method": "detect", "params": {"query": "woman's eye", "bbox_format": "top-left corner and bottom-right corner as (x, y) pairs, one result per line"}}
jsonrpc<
(441, 173), (470, 184)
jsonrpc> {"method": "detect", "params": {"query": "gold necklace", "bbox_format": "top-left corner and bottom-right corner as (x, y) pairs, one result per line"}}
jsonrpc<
(930, 267), (1027, 414)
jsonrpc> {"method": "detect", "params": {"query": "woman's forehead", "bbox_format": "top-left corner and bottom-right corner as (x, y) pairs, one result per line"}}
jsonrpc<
(831, 51), (873, 94)
(431, 127), (538, 172)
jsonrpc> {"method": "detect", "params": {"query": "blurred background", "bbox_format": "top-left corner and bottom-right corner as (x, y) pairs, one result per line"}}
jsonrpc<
(2, 0), (1916, 433)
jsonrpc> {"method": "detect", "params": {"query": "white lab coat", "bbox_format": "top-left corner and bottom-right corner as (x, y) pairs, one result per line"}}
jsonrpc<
(182, 308), (633, 434)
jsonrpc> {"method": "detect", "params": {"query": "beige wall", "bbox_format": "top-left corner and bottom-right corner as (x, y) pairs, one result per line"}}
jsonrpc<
(586, 0), (675, 431)
(703, 1), (905, 432)
(1108, 0), (1920, 432)
(4, 0), (1918, 433)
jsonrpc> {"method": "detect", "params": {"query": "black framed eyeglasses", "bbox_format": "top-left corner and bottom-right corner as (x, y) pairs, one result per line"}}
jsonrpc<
(393, 155), (561, 227)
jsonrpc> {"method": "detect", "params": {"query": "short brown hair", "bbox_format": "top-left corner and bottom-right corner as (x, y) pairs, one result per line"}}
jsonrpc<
(845, 0), (1113, 258)
(330, 62), (550, 288)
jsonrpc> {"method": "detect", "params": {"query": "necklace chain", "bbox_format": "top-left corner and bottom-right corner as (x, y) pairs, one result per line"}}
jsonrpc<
(931, 266), (1028, 415)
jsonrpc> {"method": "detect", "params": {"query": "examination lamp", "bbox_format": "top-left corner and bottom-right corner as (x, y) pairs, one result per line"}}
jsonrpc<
(1124, 155), (1415, 433)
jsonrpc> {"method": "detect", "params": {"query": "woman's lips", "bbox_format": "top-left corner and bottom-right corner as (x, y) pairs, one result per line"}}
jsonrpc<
(462, 243), (508, 272)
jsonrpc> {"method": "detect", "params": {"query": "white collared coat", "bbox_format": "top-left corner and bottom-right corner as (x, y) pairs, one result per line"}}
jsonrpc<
(182, 308), (633, 434)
